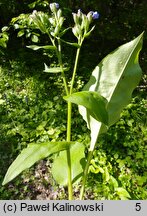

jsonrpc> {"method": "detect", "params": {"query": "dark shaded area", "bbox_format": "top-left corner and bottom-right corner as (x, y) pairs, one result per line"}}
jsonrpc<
(0, 0), (147, 70)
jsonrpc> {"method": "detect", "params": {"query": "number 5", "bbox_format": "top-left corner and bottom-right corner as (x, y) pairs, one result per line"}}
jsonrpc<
(135, 203), (141, 211)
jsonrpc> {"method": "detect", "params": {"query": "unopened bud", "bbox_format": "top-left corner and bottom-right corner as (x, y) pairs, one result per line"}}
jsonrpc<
(49, 18), (56, 26)
(59, 17), (64, 27)
(87, 11), (93, 23)
(50, 3), (59, 13)
(32, 10), (37, 15)
(81, 14), (88, 30)
(54, 25), (60, 36)
(57, 9), (62, 19)
(72, 13), (79, 25)
(77, 9), (82, 17)
(72, 25), (82, 38)
(72, 26), (79, 38)
(30, 10), (37, 20)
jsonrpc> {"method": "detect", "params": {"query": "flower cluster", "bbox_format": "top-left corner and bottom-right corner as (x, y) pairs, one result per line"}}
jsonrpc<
(49, 3), (64, 37)
(72, 9), (99, 42)
(30, 3), (64, 37)
(30, 10), (51, 34)
(30, 3), (99, 42)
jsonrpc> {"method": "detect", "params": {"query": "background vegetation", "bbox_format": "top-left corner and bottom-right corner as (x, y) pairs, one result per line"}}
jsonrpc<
(0, 0), (146, 199)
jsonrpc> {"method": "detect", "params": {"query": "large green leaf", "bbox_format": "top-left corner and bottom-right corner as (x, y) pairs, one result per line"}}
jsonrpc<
(2, 141), (74, 185)
(52, 142), (85, 186)
(79, 32), (143, 151)
(64, 91), (108, 125)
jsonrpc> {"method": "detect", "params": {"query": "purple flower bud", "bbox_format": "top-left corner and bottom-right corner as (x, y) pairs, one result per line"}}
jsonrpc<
(50, 2), (59, 9)
(50, 3), (59, 12)
(55, 3), (59, 9)
(91, 11), (100, 20)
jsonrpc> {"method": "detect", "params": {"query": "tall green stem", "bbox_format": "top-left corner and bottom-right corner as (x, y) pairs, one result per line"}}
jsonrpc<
(57, 39), (69, 96)
(70, 47), (81, 94)
(66, 46), (81, 199)
(66, 101), (72, 200)
(57, 38), (82, 200)
(57, 38), (73, 199)
(80, 150), (93, 200)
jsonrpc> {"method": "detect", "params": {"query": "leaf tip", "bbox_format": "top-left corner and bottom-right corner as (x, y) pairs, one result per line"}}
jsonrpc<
(2, 177), (7, 186)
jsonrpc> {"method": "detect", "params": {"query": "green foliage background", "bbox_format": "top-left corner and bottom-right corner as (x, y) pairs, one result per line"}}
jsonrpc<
(0, 0), (147, 199)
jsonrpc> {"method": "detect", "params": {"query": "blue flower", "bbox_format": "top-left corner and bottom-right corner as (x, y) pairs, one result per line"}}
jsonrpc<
(90, 11), (100, 20)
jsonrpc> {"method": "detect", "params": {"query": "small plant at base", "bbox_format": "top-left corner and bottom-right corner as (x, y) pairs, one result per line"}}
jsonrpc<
(2, 2), (144, 200)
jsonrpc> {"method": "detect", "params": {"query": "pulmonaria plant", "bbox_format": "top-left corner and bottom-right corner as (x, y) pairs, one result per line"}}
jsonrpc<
(2, 3), (144, 200)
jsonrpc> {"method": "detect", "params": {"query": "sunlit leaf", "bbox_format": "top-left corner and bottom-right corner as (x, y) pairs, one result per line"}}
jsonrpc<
(79, 32), (143, 150)
(52, 142), (85, 186)
(0, 99), (5, 104)
(103, 167), (110, 182)
(2, 141), (74, 185)
(115, 187), (131, 199)
(31, 34), (39, 42)
(17, 30), (25, 37)
(64, 91), (108, 125)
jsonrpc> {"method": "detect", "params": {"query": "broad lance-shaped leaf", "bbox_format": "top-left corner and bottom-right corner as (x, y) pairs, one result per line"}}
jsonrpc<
(64, 91), (108, 125)
(2, 141), (74, 185)
(79, 32), (143, 151)
(52, 142), (85, 186)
